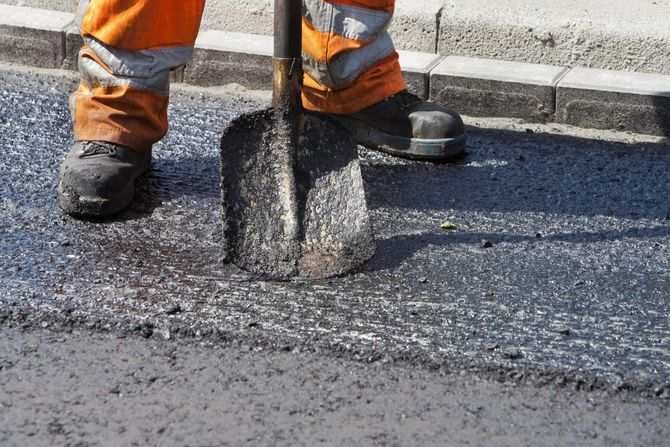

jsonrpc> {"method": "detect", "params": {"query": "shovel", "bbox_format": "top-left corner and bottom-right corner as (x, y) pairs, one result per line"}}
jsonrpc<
(219, 0), (375, 279)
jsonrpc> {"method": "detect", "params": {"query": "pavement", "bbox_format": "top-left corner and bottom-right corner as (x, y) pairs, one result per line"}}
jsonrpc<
(438, 0), (670, 75)
(2, 3), (669, 137)
(2, 0), (670, 75)
(1, 64), (670, 443)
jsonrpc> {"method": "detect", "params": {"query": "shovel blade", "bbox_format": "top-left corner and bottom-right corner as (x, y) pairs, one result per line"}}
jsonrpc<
(220, 108), (375, 279)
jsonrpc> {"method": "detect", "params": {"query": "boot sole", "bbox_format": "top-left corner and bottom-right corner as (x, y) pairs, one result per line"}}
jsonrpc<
(333, 115), (467, 161)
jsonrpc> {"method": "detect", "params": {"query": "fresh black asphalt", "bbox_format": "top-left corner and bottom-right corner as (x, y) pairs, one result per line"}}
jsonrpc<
(1, 65), (669, 395)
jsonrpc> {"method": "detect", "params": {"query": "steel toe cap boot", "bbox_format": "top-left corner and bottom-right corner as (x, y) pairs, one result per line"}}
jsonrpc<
(332, 90), (466, 161)
(58, 141), (151, 217)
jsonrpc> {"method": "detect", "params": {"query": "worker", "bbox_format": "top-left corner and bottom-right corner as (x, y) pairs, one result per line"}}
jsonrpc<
(58, 0), (466, 217)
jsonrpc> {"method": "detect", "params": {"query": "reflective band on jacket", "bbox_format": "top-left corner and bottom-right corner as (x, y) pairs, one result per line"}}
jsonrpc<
(303, 0), (392, 41)
(302, 0), (396, 88)
(302, 32), (395, 88)
(78, 37), (193, 97)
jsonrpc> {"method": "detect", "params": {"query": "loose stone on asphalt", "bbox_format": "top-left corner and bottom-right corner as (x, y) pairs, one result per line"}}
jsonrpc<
(1, 65), (669, 387)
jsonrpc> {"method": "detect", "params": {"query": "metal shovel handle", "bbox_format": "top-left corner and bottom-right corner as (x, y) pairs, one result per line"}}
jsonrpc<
(270, 0), (303, 257)
(272, 0), (303, 116)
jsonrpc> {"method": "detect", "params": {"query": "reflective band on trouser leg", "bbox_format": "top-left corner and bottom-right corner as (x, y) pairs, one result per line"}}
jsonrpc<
(300, 0), (406, 115)
(70, 0), (206, 151)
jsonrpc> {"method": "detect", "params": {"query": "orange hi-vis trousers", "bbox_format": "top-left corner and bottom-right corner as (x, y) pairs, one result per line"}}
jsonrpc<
(71, 0), (407, 151)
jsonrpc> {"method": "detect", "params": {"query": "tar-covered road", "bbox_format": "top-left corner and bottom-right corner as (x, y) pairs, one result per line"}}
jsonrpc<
(1, 64), (669, 395)
(2, 325), (669, 446)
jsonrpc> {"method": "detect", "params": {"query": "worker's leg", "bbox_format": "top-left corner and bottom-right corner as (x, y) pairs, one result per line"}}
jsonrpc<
(301, 0), (465, 160)
(59, 0), (205, 217)
(70, 0), (206, 151)
(301, 0), (405, 114)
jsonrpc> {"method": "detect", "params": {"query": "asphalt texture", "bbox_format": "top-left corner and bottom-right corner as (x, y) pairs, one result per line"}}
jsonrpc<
(2, 324), (669, 446)
(1, 64), (670, 443)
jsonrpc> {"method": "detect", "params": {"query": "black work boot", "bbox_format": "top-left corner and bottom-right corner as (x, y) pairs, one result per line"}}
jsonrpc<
(57, 141), (151, 217)
(332, 90), (466, 160)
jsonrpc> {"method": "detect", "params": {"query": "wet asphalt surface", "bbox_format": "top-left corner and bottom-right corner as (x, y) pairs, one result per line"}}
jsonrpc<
(1, 64), (670, 398)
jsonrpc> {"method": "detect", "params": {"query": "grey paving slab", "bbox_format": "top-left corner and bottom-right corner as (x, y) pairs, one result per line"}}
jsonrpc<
(557, 68), (670, 137)
(438, 0), (670, 76)
(0, 4), (73, 68)
(184, 30), (273, 89)
(2, 66), (670, 392)
(398, 50), (443, 100)
(430, 56), (568, 121)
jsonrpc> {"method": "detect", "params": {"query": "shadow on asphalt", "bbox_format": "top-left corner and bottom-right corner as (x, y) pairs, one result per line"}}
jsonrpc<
(362, 126), (669, 219)
(359, 125), (670, 271)
(369, 226), (670, 271)
(101, 124), (670, 218)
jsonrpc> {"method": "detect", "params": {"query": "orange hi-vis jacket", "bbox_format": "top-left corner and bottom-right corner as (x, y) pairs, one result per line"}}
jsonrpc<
(71, 0), (406, 151)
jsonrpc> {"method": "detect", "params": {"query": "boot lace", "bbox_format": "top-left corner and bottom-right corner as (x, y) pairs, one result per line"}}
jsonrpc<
(79, 141), (118, 158)
(387, 90), (423, 110)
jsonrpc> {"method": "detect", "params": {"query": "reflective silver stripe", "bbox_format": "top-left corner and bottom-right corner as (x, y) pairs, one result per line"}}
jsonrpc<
(77, 36), (194, 97)
(84, 37), (193, 78)
(302, 32), (395, 87)
(303, 0), (392, 41)
(79, 56), (171, 96)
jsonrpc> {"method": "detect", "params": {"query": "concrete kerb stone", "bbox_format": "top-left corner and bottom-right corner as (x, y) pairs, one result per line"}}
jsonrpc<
(430, 56), (568, 122)
(398, 51), (443, 100)
(0, 4), (72, 69)
(184, 30), (273, 89)
(0, 0), (443, 54)
(185, 31), (439, 99)
(63, 23), (81, 71)
(3, 0), (670, 75)
(557, 68), (670, 137)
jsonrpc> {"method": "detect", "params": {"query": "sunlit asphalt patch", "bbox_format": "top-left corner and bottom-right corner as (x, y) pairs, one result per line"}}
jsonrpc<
(1, 66), (669, 387)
